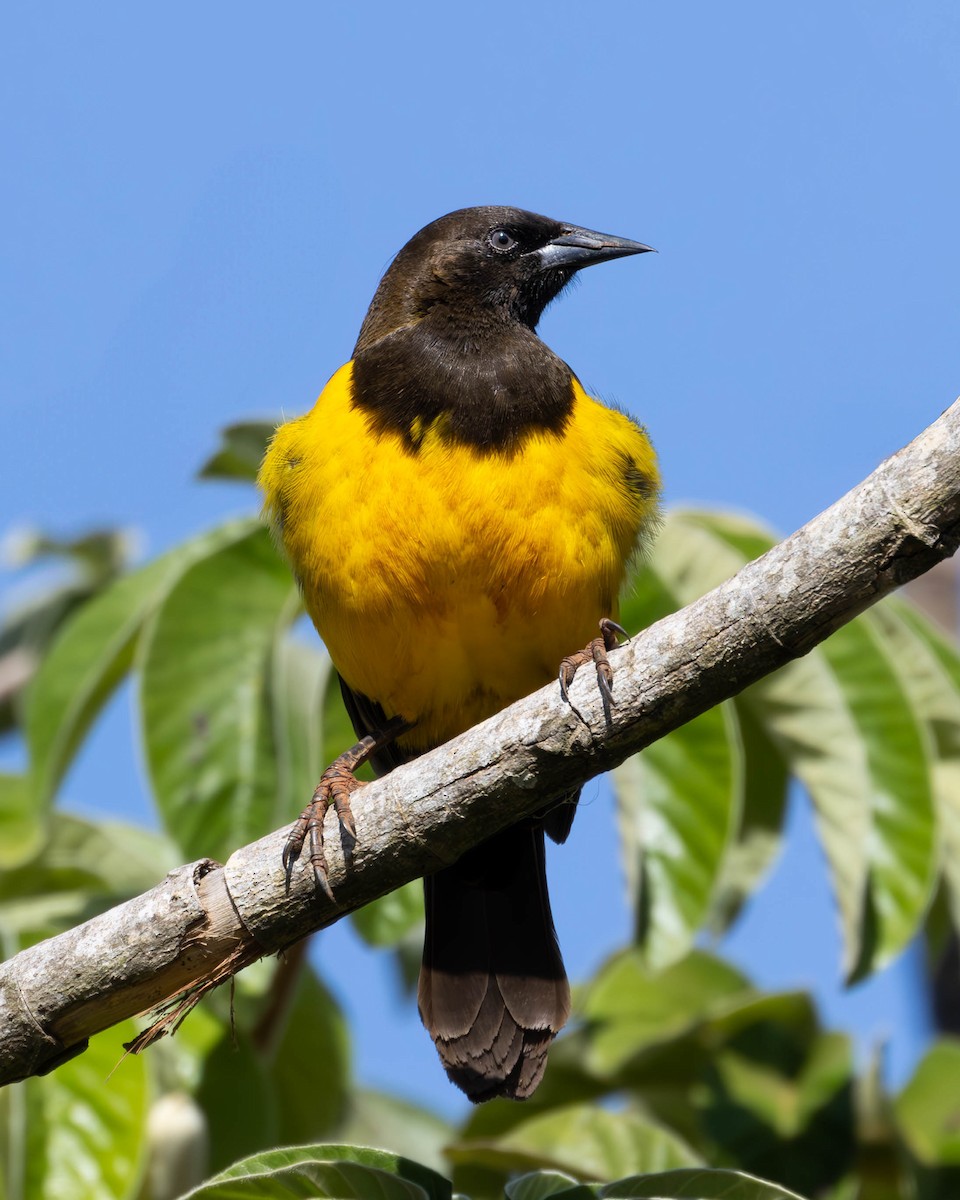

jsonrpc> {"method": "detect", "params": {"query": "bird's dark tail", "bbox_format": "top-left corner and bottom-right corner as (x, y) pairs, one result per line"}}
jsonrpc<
(418, 822), (571, 1102)
(339, 673), (573, 1101)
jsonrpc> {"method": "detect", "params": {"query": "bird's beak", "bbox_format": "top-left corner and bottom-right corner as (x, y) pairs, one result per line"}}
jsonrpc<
(533, 225), (655, 272)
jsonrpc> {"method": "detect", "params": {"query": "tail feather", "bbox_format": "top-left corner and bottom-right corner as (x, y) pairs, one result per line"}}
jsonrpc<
(338, 673), (573, 1101)
(418, 823), (571, 1102)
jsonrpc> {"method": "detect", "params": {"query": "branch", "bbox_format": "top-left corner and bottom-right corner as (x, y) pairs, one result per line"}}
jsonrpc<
(3, 399), (959, 1086)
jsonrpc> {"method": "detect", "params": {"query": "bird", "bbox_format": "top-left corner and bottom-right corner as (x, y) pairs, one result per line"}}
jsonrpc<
(258, 206), (660, 1102)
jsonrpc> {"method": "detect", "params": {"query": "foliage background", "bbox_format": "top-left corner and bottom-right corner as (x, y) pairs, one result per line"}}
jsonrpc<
(2, 2), (960, 1197)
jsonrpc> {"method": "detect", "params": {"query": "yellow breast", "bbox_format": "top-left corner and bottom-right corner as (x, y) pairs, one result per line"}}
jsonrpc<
(259, 362), (659, 751)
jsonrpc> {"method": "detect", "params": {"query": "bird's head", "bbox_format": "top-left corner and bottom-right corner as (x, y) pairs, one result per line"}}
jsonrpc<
(355, 206), (653, 353)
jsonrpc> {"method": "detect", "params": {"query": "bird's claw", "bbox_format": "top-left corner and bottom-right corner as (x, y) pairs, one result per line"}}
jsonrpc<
(558, 618), (629, 709)
(282, 715), (411, 897)
(283, 761), (366, 898)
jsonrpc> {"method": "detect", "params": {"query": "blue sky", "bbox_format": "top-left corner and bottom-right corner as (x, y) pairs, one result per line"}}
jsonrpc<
(3, 1), (959, 1113)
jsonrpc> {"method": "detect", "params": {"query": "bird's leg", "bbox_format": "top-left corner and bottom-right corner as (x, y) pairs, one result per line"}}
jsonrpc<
(283, 714), (410, 898)
(559, 618), (630, 708)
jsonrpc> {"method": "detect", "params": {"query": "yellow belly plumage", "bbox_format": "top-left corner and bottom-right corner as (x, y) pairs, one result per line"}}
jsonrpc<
(259, 361), (659, 753)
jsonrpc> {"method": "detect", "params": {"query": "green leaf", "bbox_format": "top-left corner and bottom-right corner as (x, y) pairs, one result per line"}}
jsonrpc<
(199, 421), (276, 483)
(337, 1092), (454, 1179)
(197, 1033), (280, 1175)
(600, 1168), (808, 1198)
(652, 511), (870, 975)
(25, 555), (168, 811)
(0, 1021), (148, 1200)
(187, 1144), (451, 1200)
(642, 510), (777, 622)
(821, 1179), (860, 1200)
(676, 509), (780, 566)
(661, 508), (940, 979)
(0, 774), (43, 870)
(895, 598), (960, 698)
(578, 949), (752, 1076)
(352, 882), (424, 948)
(269, 966), (351, 1144)
(698, 1018), (854, 1195)
(614, 701), (742, 968)
(637, 511), (873, 974)
(710, 699), (789, 932)
(269, 635), (330, 824)
(7, 526), (133, 582)
(819, 614), (937, 980)
(739, 650), (872, 979)
(894, 1039), (960, 1165)
(140, 524), (297, 861)
(321, 665), (362, 765)
(505, 1171), (598, 1200)
(886, 600), (960, 929)
(186, 1162), (430, 1198)
(623, 514), (790, 942)
(25, 518), (258, 811)
(448, 1104), (699, 1181)
(0, 813), (178, 940)
(705, 1033), (851, 1141)
(0, 526), (133, 743)
(794, 1033), (853, 1133)
(701, 989), (819, 1049)
(147, 997), (228, 1098)
(620, 554), (683, 633)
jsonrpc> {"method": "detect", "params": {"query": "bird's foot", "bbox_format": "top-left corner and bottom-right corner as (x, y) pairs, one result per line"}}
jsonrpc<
(559, 618), (630, 709)
(283, 757), (365, 900)
(282, 715), (410, 898)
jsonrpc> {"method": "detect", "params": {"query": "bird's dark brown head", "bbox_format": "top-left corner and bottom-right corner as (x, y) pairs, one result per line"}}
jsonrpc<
(355, 206), (652, 354)
(350, 207), (652, 450)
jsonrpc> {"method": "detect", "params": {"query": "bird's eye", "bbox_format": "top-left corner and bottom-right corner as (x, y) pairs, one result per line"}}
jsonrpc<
(488, 228), (518, 253)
